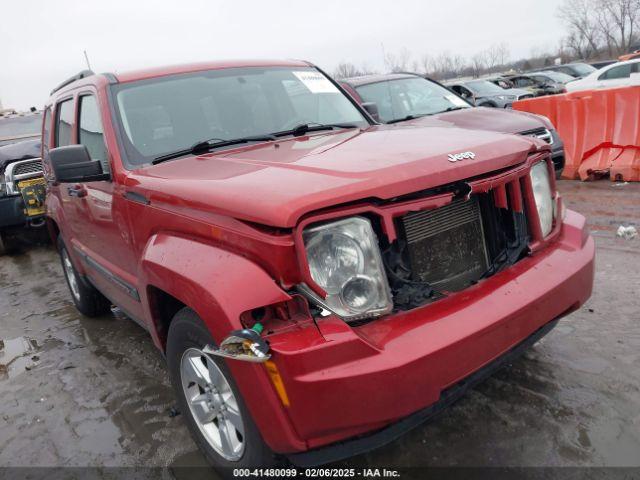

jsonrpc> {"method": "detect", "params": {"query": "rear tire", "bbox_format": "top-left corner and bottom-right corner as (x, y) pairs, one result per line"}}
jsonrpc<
(57, 237), (111, 317)
(166, 308), (279, 475)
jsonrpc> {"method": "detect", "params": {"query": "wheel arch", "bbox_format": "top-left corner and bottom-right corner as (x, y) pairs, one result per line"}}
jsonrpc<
(137, 233), (304, 453)
(138, 233), (292, 352)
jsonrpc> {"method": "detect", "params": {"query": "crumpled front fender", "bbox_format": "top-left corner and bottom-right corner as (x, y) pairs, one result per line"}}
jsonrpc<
(138, 233), (305, 453)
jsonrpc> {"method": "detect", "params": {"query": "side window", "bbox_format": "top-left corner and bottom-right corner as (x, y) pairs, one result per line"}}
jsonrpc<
(55, 99), (74, 147)
(599, 64), (632, 80)
(355, 82), (394, 122)
(78, 95), (109, 172)
(42, 107), (52, 150)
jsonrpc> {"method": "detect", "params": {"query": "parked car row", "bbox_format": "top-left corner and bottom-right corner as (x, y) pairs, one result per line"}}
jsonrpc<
(442, 57), (640, 99)
(339, 73), (565, 173)
(3, 60), (595, 476)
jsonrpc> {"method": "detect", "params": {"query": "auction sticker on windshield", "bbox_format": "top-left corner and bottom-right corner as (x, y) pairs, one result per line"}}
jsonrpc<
(293, 71), (339, 93)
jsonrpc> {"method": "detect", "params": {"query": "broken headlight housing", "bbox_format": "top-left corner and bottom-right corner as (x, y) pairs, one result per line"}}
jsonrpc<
(530, 161), (555, 237)
(302, 217), (393, 322)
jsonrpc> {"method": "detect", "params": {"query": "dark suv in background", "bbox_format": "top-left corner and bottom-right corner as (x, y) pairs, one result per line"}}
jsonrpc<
(536, 63), (597, 79)
(339, 73), (565, 176)
(0, 110), (47, 253)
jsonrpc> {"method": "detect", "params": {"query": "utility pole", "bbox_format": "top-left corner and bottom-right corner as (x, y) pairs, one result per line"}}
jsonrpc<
(84, 50), (92, 71)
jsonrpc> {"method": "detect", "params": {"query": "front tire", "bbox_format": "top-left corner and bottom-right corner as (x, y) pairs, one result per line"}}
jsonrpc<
(0, 230), (19, 256)
(166, 308), (278, 473)
(57, 237), (111, 317)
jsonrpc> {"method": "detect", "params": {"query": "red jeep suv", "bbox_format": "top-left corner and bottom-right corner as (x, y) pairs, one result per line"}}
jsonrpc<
(42, 60), (594, 471)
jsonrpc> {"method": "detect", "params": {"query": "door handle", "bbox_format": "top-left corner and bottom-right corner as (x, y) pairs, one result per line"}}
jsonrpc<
(68, 184), (87, 198)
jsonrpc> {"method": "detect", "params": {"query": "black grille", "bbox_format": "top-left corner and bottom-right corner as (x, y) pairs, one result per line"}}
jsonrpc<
(14, 159), (43, 176)
(401, 197), (489, 292)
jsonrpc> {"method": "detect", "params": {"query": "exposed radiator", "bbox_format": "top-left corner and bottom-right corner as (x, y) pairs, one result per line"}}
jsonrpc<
(401, 197), (490, 292)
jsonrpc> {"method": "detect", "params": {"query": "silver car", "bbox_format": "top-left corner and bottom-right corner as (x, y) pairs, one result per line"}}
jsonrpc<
(446, 80), (534, 108)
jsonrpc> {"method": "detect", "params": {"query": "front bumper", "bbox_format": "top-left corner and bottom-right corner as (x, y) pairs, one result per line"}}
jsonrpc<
(287, 317), (559, 467)
(0, 194), (41, 229)
(264, 210), (594, 457)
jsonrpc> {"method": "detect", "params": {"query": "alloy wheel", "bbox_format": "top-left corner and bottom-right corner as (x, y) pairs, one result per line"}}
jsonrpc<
(180, 348), (245, 461)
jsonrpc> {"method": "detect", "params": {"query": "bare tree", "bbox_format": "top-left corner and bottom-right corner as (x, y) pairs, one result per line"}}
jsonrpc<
(558, 0), (602, 57)
(496, 42), (511, 66)
(384, 47), (413, 73)
(418, 54), (432, 75)
(333, 62), (377, 79)
(595, 0), (640, 54)
(470, 51), (487, 77)
(485, 44), (502, 71)
(451, 54), (468, 77)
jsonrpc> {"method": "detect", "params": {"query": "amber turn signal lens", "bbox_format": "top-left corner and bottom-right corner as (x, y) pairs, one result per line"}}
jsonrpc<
(264, 360), (290, 407)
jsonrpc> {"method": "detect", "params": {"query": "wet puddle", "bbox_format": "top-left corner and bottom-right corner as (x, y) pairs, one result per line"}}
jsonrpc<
(0, 336), (39, 379)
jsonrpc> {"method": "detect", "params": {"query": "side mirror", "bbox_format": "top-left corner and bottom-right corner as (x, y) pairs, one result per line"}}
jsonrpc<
(49, 145), (110, 183)
(361, 102), (380, 122)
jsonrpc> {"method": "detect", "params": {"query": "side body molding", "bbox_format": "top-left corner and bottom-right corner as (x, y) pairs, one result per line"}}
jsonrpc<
(137, 233), (305, 452)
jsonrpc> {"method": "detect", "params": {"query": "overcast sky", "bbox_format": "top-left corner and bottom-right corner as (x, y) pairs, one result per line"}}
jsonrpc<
(1, 0), (565, 110)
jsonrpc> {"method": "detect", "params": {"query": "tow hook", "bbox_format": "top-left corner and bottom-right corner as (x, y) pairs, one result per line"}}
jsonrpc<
(203, 323), (271, 363)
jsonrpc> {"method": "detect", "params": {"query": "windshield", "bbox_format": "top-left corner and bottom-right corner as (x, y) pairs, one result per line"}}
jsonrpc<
(465, 80), (506, 95)
(570, 63), (597, 75)
(532, 71), (574, 83)
(112, 67), (368, 165)
(354, 77), (471, 123)
(0, 114), (42, 144)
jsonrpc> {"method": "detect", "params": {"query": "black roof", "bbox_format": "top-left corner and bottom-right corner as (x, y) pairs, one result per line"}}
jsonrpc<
(0, 139), (41, 171)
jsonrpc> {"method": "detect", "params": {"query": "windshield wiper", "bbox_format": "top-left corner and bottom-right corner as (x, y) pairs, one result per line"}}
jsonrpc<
(153, 134), (277, 164)
(272, 123), (358, 138)
(387, 114), (429, 124)
(439, 106), (468, 113)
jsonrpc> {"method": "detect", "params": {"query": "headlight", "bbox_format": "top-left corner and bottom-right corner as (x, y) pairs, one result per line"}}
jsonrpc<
(303, 217), (392, 321)
(530, 161), (554, 237)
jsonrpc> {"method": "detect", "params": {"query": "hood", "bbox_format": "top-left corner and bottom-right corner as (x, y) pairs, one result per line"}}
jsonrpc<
(405, 107), (551, 134)
(0, 139), (41, 171)
(128, 126), (541, 228)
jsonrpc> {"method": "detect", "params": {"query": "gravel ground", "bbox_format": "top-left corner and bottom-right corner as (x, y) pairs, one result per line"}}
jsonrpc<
(0, 180), (638, 477)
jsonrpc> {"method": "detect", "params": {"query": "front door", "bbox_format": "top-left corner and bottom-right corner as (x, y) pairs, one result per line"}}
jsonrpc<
(57, 93), (143, 320)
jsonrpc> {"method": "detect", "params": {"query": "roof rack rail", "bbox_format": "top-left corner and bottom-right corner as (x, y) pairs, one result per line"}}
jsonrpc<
(50, 70), (95, 96)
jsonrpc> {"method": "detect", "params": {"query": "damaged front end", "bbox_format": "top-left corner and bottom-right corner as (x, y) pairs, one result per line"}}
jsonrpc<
(294, 151), (561, 321)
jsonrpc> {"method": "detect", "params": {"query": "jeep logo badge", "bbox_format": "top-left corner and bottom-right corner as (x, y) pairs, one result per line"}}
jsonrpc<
(448, 151), (476, 162)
